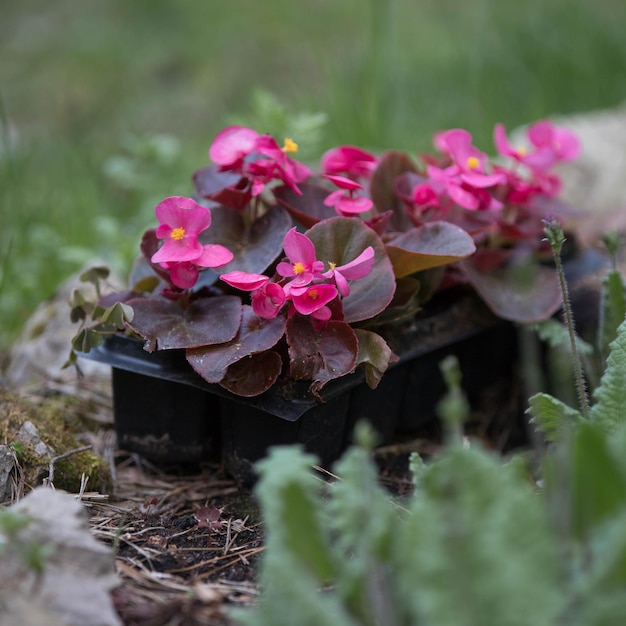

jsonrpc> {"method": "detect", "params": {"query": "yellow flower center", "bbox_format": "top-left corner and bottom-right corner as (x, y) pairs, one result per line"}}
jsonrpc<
(466, 156), (480, 170)
(283, 137), (298, 153)
(307, 288), (319, 300)
(517, 146), (527, 156)
(328, 261), (337, 271)
(293, 261), (305, 275)
(171, 227), (186, 241)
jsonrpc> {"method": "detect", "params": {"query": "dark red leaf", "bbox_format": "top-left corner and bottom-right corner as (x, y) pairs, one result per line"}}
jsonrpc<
(200, 205), (291, 275)
(461, 258), (563, 323)
(286, 315), (358, 394)
(192, 164), (251, 210)
(186, 305), (286, 383)
(306, 217), (396, 323)
(385, 222), (476, 277)
(370, 150), (418, 232)
(273, 182), (336, 228)
(126, 296), (242, 351)
(219, 351), (283, 397)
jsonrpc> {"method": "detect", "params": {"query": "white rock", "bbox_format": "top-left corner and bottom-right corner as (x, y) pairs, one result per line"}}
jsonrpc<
(0, 487), (121, 626)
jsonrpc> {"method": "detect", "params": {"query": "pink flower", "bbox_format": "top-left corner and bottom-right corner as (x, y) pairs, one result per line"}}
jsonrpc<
(151, 197), (213, 264)
(276, 228), (324, 289)
(220, 271), (286, 318)
(251, 282), (286, 319)
(161, 245), (233, 290)
(444, 129), (506, 188)
(209, 126), (259, 171)
(494, 124), (555, 171)
(323, 175), (373, 216)
(322, 246), (375, 297)
(165, 262), (202, 290)
(220, 271), (270, 291)
(412, 183), (441, 210)
(427, 165), (502, 211)
(193, 244), (234, 268)
(527, 120), (580, 163)
(208, 127), (311, 197)
(320, 146), (377, 179)
(290, 284), (338, 319)
(426, 130), (506, 211)
(494, 121), (580, 173)
(249, 135), (311, 196)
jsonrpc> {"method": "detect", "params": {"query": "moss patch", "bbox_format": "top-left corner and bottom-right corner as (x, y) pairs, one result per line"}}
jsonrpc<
(0, 388), (112, 494)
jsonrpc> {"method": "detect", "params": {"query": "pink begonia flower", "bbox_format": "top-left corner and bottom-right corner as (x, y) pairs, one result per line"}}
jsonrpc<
(249, 135), (311, 196)
(220, 271), (270, 292)
(527, 120), (580, 162)
(412, 183), (441, 210)
(220, 271), (286, 319)
(194, 244), (234, 268)
(322, 246), (375, 297)
(165, 262), (201, 290)
(251, 282), (286, 319)
(493, 124), (556, 171)
(433, 128), (466, 155)
(151, 197), (213, 264)
(426, 165), (502, 211)
(290, 284), (338, 319)
(323, 174), (373, 216)
(209, 126), (260, 171)
(494, 121), (580, 173)
(161, 244), (234, 290)
(276, 228), (324, 289)
(444, 129), (506, 188)
(320, 146), (378, 179)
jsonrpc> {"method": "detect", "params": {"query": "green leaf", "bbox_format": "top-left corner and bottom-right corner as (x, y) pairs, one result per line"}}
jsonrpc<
(527, 392), (582, 441)
(79, 266), (110, 285)
(386, 222), (476, 277)
(69, 305), (87, 324)
(327, 445), (398, 623)
(131, 275), (160, 294)
(567, 421), (626, 539)
(532, 318), (594, 356)
(397, 446), (564, 625)
(71, 328), (104, 353)
(591, 319), (626, 430)
(254, 447), (335, 583)
(100, 301), (134, 328)
(353, 329), (394, 389)
(279, 482), (336, 582)
(598, 269), (626, 360)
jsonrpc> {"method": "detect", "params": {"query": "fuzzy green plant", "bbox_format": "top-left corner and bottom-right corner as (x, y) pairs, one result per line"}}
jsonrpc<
(236, 407), (626, 624)
(235, 293), (626, 625)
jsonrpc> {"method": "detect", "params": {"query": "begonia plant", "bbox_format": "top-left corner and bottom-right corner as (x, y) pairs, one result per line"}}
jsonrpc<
(69, 119), (583, 399)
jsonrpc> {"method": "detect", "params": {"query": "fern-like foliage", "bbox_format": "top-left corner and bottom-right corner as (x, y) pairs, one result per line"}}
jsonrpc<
(591, 319), (626, 431)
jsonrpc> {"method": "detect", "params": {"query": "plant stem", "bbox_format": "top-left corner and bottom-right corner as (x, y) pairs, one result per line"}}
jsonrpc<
(544, 218), (591, 419)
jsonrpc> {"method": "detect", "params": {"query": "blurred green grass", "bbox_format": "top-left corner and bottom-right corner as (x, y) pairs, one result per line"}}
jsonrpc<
(1, 0), (626, 351)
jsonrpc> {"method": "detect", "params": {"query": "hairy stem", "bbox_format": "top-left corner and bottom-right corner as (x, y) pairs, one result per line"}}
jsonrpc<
(544, 218), (590, 419)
